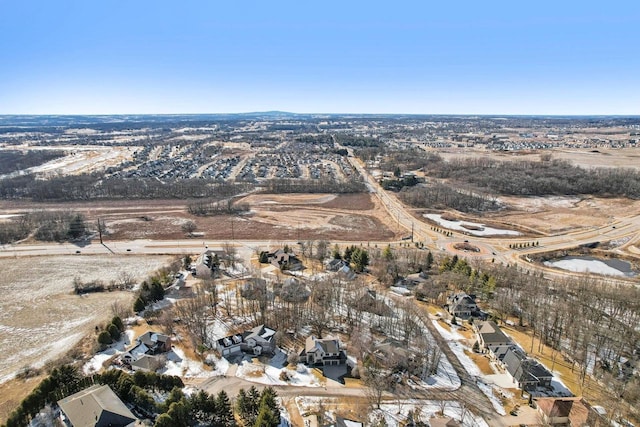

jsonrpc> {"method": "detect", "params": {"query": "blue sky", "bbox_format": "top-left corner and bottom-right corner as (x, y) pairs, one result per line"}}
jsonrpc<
(1, 1), (639, 114)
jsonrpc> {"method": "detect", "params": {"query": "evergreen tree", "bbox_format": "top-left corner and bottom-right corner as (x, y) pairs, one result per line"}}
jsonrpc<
(332, 244), (342, 260)
(254, 405), (279, 427)
(166, 400), (190, 427)
(215, 390), (235, 426)
(351, 248), (370, 273)
(154, 414), (174, 427)
(67, 214), (87, 239)
(111, 316), (124, 332)
(133, 296), (146, 313)
(108, 323), (121, 341)
(425, 251), (433, 270)
(183, 254), (193, 270)
(343, 245), (355, 262)
(98, 330), (113, 346)
(257, 387), (280, 426)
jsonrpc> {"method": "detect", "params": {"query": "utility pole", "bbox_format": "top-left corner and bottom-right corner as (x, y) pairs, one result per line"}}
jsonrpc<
(97, 218), (104, 244)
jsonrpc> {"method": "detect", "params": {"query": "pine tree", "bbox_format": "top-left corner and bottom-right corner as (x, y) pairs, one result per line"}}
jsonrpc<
(332, 244), (342, 260)
(108, 323), (120, 341)
(67, 214), (87, 239)
(215, 390), (235, 426)
(257, 387), (280, 426)
(382, 244), (393, 261)
(98, 330), (113, 346)
(426, 251), (433, 270)
(133, 296), (146, 313)
(111, 316), (124, 332)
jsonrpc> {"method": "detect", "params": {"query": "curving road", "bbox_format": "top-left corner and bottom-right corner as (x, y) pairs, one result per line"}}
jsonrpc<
(341, 147), (640, 282)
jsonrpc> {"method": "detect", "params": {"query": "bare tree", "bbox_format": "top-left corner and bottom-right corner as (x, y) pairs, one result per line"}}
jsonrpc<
(181, 220), (197, 236)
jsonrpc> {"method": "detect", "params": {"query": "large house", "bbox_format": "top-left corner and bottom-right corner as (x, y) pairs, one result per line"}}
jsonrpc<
(503, 347), (553, 391)
(58, 384), (137, 427)
(216, 324), (277, 358)
(301, 336), (347, 367)
(269, 249), (303, 271)
(446, 293), (479, 319)
(192, 249), (224, 277)
(475, 321), (554, 392)
(120, 331), (172, 371)
(476, 320), (512, 361)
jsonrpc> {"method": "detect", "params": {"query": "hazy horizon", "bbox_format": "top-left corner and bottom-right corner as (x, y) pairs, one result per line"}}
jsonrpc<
(1, 1), (639, 115)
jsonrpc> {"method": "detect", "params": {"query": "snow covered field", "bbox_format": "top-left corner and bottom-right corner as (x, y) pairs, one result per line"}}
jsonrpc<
(425, 214), (521, 236)
(0, 255), (172, 383)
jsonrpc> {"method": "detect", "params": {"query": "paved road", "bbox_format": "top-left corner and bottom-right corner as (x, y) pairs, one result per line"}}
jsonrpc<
(341, 146), (640, 282)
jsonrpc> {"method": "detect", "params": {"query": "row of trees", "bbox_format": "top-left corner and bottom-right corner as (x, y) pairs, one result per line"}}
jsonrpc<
(0, 211), (89, 244)
(0, 174), (253, 201)
(0, 150), (65, 175)
(133, 279), (166, 312)
(262, 177), (366, 194)
(398, 182), (501, 213)
(187, 199), (250, 216)
(96, 316), (125, 348)
(427, 157), (640, 198)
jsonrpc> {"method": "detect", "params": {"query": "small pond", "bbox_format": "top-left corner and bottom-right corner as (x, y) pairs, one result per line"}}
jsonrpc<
(544, 255), (637, 277)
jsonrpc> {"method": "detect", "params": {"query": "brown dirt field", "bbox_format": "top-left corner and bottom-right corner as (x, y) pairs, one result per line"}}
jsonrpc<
(0, 374), (45, 421)
(491, 196), (640, 235)
(0, 193), (402, 242)
(464, 350), (495, 375)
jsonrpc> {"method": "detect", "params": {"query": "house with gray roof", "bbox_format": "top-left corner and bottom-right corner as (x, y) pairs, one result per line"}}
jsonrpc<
(216, 324), (277, 358)
(503, 347), (553, 391)
(301, 335), (347, 366)
(476, 320), (512, 361)
(58, 384), (137, 427)
(446, 292), (478, 319)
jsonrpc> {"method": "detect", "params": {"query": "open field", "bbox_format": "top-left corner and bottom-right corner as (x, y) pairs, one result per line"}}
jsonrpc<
(0, 255), (172, 385)
(0, 193), (402, 242)
(436, 147), (640, 170)
(487, 196), (640, 236)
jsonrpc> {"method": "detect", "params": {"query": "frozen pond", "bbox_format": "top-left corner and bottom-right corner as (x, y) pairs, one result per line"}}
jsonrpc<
(544, 256), (637, 277)
(425, 213), (521, 236)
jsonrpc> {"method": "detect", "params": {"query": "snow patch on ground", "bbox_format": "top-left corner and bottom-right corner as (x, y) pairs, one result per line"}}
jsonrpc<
(425, 214), (521, 236)
(431, 319), (506, 415)
(235, 359), (321, 387)
(162, 347), (219, 378)
(82, 331), (133, 375)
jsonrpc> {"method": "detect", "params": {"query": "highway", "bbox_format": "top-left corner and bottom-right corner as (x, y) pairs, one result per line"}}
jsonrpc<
(1, 150), (639, 284)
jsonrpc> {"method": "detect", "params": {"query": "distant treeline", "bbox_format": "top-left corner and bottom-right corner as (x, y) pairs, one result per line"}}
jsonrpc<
(334, 134), (382, 147)
(262, 178), (366, 194)
(399, 183), (501, 213)
(0, 150), (66, 175)
(427, 157), (640, 198)
(0, 174), (252, 201)
(187, 199), (250, 216)
(355, 147), (443, 172)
